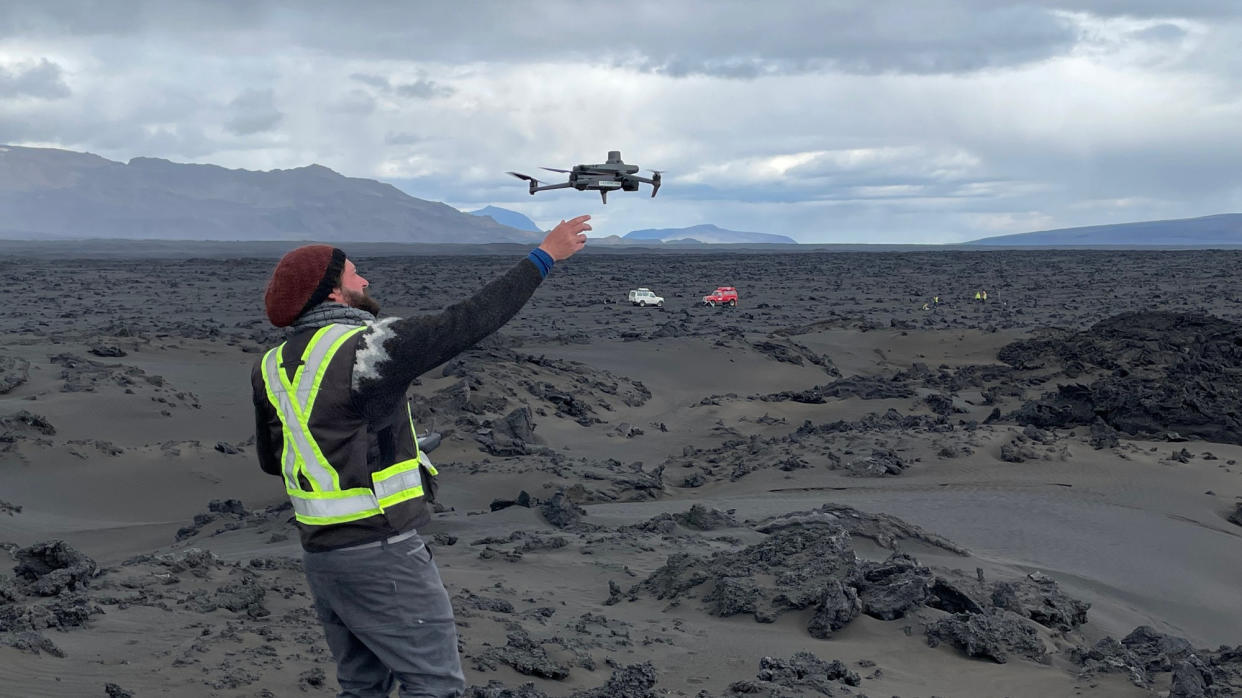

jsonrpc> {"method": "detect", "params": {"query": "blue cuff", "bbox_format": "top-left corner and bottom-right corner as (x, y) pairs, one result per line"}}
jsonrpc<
(528, 248), (554, 278)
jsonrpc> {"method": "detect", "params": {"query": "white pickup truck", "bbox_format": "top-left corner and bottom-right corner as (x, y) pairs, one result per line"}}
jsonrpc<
(627, 288), (664, 307)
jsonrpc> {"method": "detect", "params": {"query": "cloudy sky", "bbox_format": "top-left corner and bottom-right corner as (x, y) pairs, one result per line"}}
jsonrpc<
(2, 1), (1241, 243)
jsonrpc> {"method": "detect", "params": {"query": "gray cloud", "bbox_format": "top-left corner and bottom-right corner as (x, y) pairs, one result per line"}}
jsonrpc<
(394, 79), (452, 99)
(351, 72), (453, 99)
(224, 88), (282, 135)
(0, 58), (70, 99)
(1, 1), (1208, 77)
(384, 132), (423, 146)
(0, 0), (265, 38)
(329, 89), (376, 115)
(4, 0), (1242, 242)
(1130, 23), (1188, 43)
(349, 73), (390, 89)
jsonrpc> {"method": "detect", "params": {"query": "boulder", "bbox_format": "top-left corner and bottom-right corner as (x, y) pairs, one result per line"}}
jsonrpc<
(13, 541), (97, 596)
(1122, 625), (1194, 673)
(806, 580), (861, 639)
(539, 491), (585, 529)
(926, 611), (1048, 664)
(857, 553), (932, 620)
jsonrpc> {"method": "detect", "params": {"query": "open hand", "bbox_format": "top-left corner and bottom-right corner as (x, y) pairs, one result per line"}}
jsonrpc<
(539, 214), (591, 261)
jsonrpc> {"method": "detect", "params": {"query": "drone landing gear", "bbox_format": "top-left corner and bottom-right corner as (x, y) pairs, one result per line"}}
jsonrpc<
(600, 190), (608, 204)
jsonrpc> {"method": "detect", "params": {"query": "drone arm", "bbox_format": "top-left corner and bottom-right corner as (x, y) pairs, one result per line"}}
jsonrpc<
(532, 181), (575, 192)
(631, 174), (662, 198)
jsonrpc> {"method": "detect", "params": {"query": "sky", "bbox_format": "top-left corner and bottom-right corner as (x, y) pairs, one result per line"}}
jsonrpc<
(2, 1), (1241, 243)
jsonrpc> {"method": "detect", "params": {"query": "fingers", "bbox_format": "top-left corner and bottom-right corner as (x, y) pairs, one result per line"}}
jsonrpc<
(548, 215), (592, 257)
(558, 215), (591, 232)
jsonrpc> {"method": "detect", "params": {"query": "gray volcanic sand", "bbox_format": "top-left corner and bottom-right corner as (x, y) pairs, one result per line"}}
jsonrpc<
(2, 247), (1241, 697)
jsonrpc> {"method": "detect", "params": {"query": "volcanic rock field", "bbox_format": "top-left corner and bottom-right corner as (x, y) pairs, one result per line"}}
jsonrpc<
(2, 247), (1242, 697)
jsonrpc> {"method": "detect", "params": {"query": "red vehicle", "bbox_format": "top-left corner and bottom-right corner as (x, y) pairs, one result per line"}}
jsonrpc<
(702, 286), (739, 307)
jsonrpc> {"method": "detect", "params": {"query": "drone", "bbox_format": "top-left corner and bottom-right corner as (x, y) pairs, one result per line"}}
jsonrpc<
(508, 150), (661, 204)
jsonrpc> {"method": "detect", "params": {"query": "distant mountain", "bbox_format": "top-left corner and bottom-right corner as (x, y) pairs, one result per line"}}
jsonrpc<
(0, 145), (540, 243)
(965, 213), (1242, 246)
(623, 224), (796, 244)
(466, 205), (541, 232)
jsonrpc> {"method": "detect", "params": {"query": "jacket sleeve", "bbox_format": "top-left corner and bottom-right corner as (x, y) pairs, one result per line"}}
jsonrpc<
(252, 362), (284, 477)
(351, 257), (545, 420)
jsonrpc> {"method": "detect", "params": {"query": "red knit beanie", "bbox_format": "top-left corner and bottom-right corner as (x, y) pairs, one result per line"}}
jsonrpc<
(264, 245), (347, 327)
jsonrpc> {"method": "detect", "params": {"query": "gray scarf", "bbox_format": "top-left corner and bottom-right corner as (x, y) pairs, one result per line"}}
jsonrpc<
(290, 302), (376, 331)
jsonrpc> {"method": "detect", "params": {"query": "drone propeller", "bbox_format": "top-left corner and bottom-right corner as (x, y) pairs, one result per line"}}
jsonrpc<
(649, 169), (663, 198)
(507, 171), (540, 195)
(540, 167), (571, 173)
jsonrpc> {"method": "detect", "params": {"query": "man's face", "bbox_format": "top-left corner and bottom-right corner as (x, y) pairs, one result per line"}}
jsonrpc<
(330, 259), (380, 315)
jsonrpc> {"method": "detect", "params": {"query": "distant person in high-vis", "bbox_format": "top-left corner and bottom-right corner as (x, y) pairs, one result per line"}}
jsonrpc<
(251, 215), (590, 697)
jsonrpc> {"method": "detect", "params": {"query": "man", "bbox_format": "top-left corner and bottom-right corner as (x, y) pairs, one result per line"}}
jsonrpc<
(251, 215), (591, 697)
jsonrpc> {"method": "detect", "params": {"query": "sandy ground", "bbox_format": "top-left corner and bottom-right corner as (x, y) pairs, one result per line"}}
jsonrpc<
(1, 247), (1241, 697)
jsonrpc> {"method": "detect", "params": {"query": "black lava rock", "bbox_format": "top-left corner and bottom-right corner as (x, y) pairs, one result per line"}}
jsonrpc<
(926, 611), (1048, 664)
(539, 491), (585, 529)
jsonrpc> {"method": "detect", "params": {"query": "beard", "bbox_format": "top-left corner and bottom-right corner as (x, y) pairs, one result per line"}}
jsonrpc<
(341, 287), (381, 316)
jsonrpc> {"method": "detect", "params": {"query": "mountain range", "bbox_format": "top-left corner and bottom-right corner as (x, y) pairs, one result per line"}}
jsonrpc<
(621, 224), (797, 244)
(0, 145), (538, 243)
(467, 205), (540, 232)
(965, 214), (1242, 246)
(5, 145), (1241, 247)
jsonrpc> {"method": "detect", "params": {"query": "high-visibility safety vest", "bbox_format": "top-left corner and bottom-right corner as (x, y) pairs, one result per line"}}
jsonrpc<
(260, 324), (438, 526)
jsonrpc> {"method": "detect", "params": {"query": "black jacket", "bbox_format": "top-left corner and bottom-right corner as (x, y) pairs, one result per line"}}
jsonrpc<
(253, 257), (544, 551)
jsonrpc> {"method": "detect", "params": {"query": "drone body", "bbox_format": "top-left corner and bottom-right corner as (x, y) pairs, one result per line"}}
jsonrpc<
(508, 151), (661, 204)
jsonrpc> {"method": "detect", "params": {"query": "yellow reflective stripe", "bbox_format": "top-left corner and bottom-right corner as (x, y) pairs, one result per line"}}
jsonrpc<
(289, 325), (335, 398)
(406, 402), (420, 456)
(274, 333), (330, 491)
(261, 345), (304, 492)
(378, 486), (424, 510)
(372, 459), (425, 509)
(288, 488), (383, 525)
(406, 402), (437, 474)
(273, 325), (365, 493)
(373, 457), (420, 484)
(294, 326), (364, 491)
(271, 366), (333, 493)
(274, 343), (295, 395)
(270, 343), (321, 489)
(261, 324), (433, 526)
(294, 325), (360, 410)
(306, 326), (364, 417)
(267, 342), (326, 491)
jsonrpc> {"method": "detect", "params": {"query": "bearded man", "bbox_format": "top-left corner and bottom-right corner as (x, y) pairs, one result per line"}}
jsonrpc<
(251, 215), (590, 697)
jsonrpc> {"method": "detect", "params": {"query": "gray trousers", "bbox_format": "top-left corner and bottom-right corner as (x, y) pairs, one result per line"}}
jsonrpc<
(303, 533), (465, 698)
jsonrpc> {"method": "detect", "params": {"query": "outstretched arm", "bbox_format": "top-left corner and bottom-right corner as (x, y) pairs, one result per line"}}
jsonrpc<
(351, 215), (590, 419)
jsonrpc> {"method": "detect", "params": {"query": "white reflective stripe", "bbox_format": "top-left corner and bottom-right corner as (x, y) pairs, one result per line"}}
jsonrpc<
(279, 390), (337, 491)
(263, 348), (303, 492)
(289, 491), (381, 519)
(263, 324), (428, 522)
(373, 466), (423, 501)
(263, 342), (336, 492)
(293, 324), (360, 410)
(418, 452), (433, 472)
(280, 420), (300, 490)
